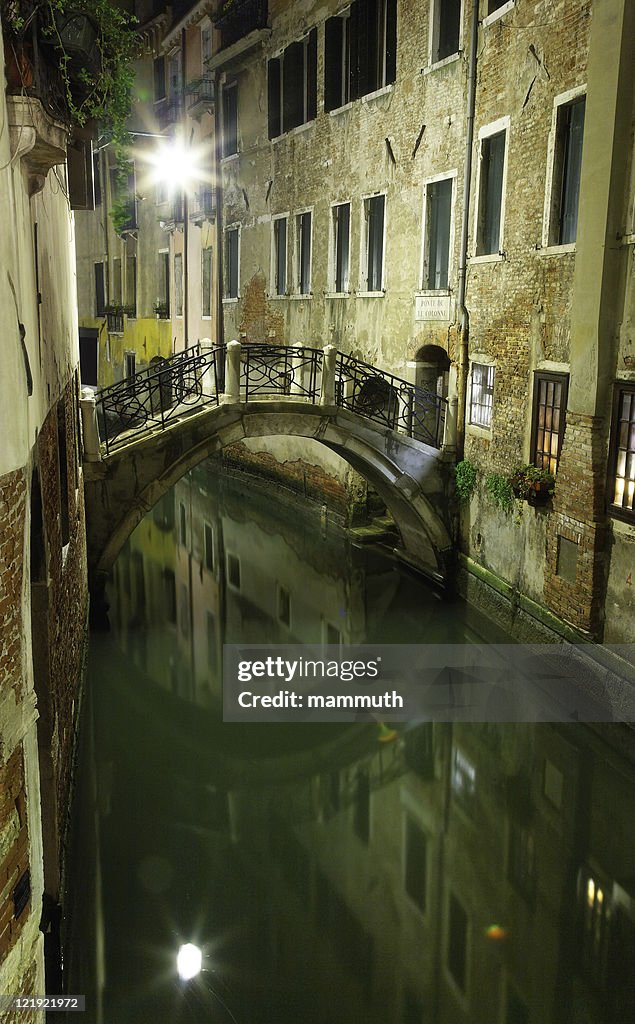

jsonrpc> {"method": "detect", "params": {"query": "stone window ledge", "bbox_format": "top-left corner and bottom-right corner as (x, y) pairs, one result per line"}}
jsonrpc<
(7, 96), (67, 195)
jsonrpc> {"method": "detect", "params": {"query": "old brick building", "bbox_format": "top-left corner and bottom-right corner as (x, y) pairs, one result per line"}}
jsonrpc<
(0, 17), (89, 1014)
(212, 0), (635, 642)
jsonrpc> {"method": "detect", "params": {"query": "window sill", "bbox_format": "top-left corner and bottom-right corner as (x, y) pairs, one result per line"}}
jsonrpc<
(483, 1), (516, 29)
(361, 83), (394, 105)
(357, 290), (385, 298)
(537, 243), (576, 257)
(466, 422), (492, 438)
(328, 100), (354, 118)
(221, 152), (239, 165)
(609, 513), (635, 533)
(622, 232), (635, 246)
(289, 293), (313, 300)
(423, 52), (462, 75)
(201, 315), (212, 321)
(325, 291), (350, 299)
(267, 293), (287, 300)
(223, 297), (239, 304)
(271, 119), (316, 144)
(469, 253), (505, 265)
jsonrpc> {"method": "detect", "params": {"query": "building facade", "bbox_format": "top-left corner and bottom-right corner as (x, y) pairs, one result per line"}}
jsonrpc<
(211, 0), (635, 643)
(0, 15), (89, 1012)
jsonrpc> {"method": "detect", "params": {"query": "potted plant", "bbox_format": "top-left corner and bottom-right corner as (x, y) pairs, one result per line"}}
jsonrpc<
(511, 465), (555, 507)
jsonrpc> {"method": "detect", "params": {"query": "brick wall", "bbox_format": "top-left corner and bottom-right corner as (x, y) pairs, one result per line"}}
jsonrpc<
(0, 467), (27, 705)
(0, 746), (30, 963)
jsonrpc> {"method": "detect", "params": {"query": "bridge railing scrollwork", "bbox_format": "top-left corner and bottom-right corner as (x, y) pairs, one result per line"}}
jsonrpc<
(90, 342), (447, 457)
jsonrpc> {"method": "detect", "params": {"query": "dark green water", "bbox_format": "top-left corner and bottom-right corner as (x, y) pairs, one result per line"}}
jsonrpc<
(64, 464), (635, 1024)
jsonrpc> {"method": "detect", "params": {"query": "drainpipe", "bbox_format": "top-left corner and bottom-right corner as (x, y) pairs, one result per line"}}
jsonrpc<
(455, 0), (479, 459)
(214, 70), (225, 350)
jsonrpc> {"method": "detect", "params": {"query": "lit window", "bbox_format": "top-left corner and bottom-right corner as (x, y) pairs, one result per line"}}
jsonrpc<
(469, 363), (495, 428)
(451, 747), (476, 815)
(579, 867), (610, 989)
(609, 384), (635, 521)
(548, 94), (585, 245)
(363, 194), (386, 292)
(272, 217), (288, 296)
(424, 177), (453, 289)
(431, 0), (461, 64)
(531, 372), (568, 473)
(296, 211), (312, 295)
(476, 126), (507, 255)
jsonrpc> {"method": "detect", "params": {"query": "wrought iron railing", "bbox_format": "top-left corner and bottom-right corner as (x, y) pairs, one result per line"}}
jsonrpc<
(215, 0), (268, 50)
(158, 95), (184, 129)
(106, 308), (124, 333)
(94, 343), (447, 455)
(241, 345), (321, 402)
(189, 188), (216, 223)
(186, 74), (215, 111)
(335, 353), (446, 448)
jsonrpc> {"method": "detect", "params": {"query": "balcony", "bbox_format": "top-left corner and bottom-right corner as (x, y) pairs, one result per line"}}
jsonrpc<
(160, 195), (184, 231)
(215, 0), (268, 51)
(189, 188), (216, 224)
(186, 75), (215, 118)
(106, 306), (125, 333)
(157, 95), (184, 130)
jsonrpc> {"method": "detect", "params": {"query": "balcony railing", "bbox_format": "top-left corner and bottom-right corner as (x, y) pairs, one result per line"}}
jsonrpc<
(157, 95), (184, 130)
(160, 194), (184, 230)
(106, 307), (125, 333)
(215, 0), (268, 50)
(189, 188), (216, 223)
(186, 75), (215, 116)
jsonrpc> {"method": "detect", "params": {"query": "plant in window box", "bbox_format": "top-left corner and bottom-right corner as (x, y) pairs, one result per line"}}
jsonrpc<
(511, 465), (555, 507)
(154, 302), (169, 319)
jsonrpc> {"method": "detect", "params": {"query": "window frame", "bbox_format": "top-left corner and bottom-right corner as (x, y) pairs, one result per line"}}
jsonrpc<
(221, 81), (239, 159)
(482, 0), (516, 28)
(468, 361), (495, 430)
(268, 28), (318, 139)
(271, 214), (289, 297)
(608, 382), (635, 523)
(329, 200), (352, 294)
(361, 192), (387, 294)
(295, 209), (313, 296)
(201, 246), (213, 319)
(428, 0), (463, 69)
(224, 225), (240, 301)
(473, 116), (510, 261)
(421, 170), (457, 291)
(530, 371), (569, 474)
(94, 261), (106, 316)
(403, 813), (428, 915)
(174, 251), (183, 318)
(542, 86), (587, 251)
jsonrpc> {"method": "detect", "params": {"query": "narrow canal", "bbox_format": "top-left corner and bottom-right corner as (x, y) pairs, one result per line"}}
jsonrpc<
(64, 460), (635, 1024)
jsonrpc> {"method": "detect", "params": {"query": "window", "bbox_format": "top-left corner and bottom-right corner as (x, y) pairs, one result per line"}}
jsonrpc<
(201, 23), (212, 66)
(547, 94), (586, 245)
(324, 8), (351, 111)
(222, 83), (238, 158)
(93, 154), (101, 206)
(94, 262), (106, 315)
(112, 257), (122, 305)
(124, 351), (136, 379)
(202, 247), (213, 317)
(508, 822), (535, 901)
(272, 217), (287, 295)
(325, 0), (396, 109)
(531, 372), (568, 473)
(268, 28), (317, 137)
(224, 228), (239, 299)
(179, 582), (189, 637)
(404, 816), (427, 912)
(296, 211), (312, 294)
(126, 256), (136, 317)
(174, 253), (183, 316)
(609, 384), (635, 520)
(488, 0), (511, 12)
(353, 768), (370, 843)
(153, 56), (166, 101)
(424, 176), (453, 289)
(332, 202), (351, 292)
(207, 611), (217, 669)
(168, 50), (182, 97)
(451, 746), (476, 815)
(277, 585), (291, 626)
(204, 522), (214, 572)
(469, 362), (495, 428)
(431, 0), (461, 64)
(227, 553), (241, 589)
(476, 125), (507, 255)
(447, 893), (468, 992)
(163, 569), (176, 623)
(363, 194), (386, 292)
(157, 251), (170, 316)
(179, 501), (187, 545)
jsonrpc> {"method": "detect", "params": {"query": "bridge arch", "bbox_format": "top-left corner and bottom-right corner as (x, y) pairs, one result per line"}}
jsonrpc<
(84, 401), (455, 594)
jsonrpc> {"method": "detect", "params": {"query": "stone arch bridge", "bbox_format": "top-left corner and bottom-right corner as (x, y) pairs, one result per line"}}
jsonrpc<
(81, 342), (457, 593)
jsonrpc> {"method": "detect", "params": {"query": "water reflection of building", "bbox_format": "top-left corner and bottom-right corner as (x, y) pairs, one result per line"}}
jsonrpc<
(226, 722), (635, 1024)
